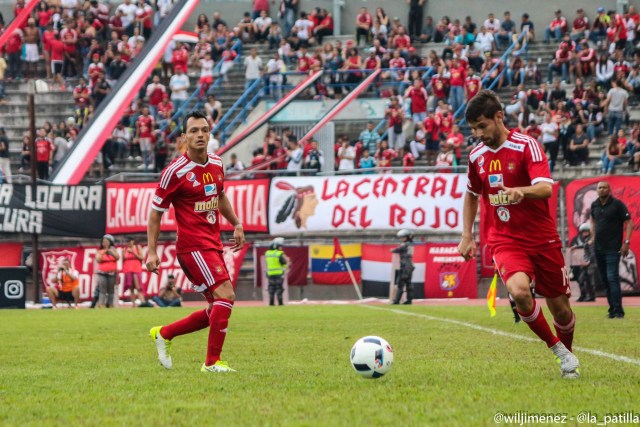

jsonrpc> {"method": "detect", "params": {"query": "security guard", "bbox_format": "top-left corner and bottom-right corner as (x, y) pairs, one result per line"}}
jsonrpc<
(392, 229), (415, 305)
(265, 237), (290, 306)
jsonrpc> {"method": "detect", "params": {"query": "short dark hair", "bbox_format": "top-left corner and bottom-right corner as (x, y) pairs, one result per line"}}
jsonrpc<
(465, 90), (503, 122)
(182, 111), (209, 134)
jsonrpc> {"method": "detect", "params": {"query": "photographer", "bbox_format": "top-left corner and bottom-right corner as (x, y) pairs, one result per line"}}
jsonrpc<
(46, 258), (80, 308)
(152, 274), (183, 307)
(94, 234), (120, 308)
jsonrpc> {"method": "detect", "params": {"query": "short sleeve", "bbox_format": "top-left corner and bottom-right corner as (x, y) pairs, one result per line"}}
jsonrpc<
(619, 201), (631, 222)
(466, 158), (482, 197)
(524, 139), (553, 186)
(152, 166), (179, 212)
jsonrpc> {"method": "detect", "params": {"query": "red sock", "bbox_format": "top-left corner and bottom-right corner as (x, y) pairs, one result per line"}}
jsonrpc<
(517, 300), (560, 348)
(160, 309), (210, 340)
(553, 312), (575, 352)
(206, 299), (234, 366)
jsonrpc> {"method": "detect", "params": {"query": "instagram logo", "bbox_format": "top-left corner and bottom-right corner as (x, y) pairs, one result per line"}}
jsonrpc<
(4, 280), (24, 299)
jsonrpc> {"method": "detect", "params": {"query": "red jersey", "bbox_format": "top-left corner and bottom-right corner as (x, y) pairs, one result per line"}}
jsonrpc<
(49, 39), (65, 61)
(407, 87), (428, 114)
(403, 152), (415, 172)
(389, 57), (406, 69)
(423, 116), (440, 139)
(364, 56), (379, 69)
(430, 75), (448, 99)
(467, 130), (560, 250)
(60, 28), (78, 53)
(36, 138), (54, 162)
(122, 247), (143, 273)
(152, 153), (225, 253)
(465, 76), (481, 99)
(449, 66), (466, 87)
(525, 126), (542, 141)
(73, 86), (90, 105)
(394, 35), (411, 49)
(137, 115), (155, 138)
(437, 113), (453, 134)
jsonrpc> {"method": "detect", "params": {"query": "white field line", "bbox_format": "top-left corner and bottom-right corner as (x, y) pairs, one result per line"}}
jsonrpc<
(362, 305), (640, 367)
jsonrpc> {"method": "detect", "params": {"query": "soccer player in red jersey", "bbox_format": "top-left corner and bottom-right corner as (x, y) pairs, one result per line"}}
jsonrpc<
(458, 91), (580, 379)
(147, 111), (245, 373)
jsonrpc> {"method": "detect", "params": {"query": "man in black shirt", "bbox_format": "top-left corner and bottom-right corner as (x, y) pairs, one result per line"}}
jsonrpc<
(590, 181), (634, 319)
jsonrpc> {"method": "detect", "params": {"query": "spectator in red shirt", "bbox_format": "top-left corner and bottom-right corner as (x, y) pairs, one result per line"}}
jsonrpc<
(544, 9), (567, 43)
(402, 143), (415, 172)
(355, 7), (372, 46)
(313, 9), (334, 45)
(570, 8), (589, 42)
(525, 119), (542, 142)
(60, 20), (79, 77)
(577, 40), (596, 78)
(448, 58), (466, 114)
(547, 43), (571, 83)
(171, 42), (188, 74)
(446, 124), (465, 164)
(404, 79), (428, 123)
(5, 29), (23, 80)
(374, 139), (397, 172)
(35, 128), (54, 180)
(386, 97), (405, 151)
(392, 26), (412, 57)
(48, 32), (66, 88)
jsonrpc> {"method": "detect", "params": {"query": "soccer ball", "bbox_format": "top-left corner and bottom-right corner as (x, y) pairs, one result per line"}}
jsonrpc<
(350, 336), (394, 378)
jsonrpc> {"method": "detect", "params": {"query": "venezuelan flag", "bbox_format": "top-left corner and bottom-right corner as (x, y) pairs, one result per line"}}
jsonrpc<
(310, 243), (361, 285)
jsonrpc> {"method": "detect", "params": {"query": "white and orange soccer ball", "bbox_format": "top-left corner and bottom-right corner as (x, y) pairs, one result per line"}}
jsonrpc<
(350, 336), (394, 378)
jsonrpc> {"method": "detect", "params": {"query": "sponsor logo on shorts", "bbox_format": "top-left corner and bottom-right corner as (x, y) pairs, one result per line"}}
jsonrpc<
(497, 206), (510, 222)
(205, 183), (217, 196)
(488, 174), (503, 188)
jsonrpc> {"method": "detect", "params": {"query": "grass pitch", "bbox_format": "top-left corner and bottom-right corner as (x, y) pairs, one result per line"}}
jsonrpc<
(1, 304), (639, 426)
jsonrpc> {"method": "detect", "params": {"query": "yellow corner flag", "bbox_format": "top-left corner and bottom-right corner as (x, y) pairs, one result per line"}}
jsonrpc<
(487, 273), (498, 317)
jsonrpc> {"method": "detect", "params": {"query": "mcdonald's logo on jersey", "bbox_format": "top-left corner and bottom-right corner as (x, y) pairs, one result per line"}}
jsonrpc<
(488, 160), (502, 172)
(202, 172), (214, 184)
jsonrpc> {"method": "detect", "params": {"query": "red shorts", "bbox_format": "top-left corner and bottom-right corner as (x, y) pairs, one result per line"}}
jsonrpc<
(492, 245), (571, 298)
(177, 250), (230, 303)
(122, 272), (142, 292)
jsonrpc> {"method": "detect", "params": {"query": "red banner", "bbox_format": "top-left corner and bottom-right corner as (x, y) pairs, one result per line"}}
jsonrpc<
(480, 182), (559, 277)
(105, 179), (270, 234)
(566, 177), (640, 294)
(425, 243), (477, 298)
(254, 246), (309, 286)
(0, 243), (24, 267)
(39, 243), (250, 301)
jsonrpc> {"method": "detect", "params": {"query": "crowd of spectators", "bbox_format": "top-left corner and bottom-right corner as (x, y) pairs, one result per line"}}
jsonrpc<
(2, 1), (640, 182)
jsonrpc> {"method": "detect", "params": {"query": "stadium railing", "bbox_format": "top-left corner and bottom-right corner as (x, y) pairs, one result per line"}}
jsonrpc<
(453, 29), (529, 123)
(213, 77), (263, 140)
(162, 39), (243, 138)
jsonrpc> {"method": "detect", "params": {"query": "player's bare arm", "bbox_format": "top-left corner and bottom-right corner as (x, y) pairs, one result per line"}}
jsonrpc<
(146, 209), (163, 273)
(458, 191), (479, 261)
(218, 191), (245, 252)
(498, 181), (552, 204)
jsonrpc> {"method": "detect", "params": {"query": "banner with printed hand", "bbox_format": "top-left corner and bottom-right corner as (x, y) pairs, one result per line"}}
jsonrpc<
(105, 179), (270, 234)
(39, 243), (250, 301)
(268, 174), (467, 234)
(565, 177), (640, 294)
